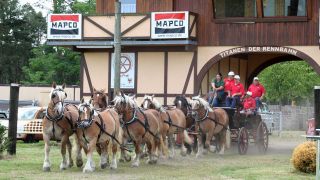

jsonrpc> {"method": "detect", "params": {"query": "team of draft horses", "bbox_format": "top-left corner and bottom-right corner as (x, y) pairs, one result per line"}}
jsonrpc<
(42, 72), (265, 173)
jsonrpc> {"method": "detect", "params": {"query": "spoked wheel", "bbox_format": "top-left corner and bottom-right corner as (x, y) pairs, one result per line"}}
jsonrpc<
(256, 121), (269, 154)
(238, 127), (249, 155)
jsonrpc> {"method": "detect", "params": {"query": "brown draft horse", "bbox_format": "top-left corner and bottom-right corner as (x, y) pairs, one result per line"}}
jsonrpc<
(142, 95), (192, 158)
(190, 96), (230, 157)
(42, 82), (83, 171)
(113, 93), (165, 167)
(77, 99), (122, 172)
(91, 88), (131, 163)
(91, 88), (108, 109)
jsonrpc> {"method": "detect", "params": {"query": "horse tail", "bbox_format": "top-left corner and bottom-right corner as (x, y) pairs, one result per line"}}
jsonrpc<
(225, 125), (231, 149)
(183, 130), (193, 145)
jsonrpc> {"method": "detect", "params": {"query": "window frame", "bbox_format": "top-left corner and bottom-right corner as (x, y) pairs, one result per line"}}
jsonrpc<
(213, 0), (311, 23)
(120, 0), (137, 14)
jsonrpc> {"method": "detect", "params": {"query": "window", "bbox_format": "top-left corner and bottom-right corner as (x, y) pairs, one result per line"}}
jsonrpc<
(263, 0), (306, 17)
(214, 0), (257, 18)
(120, 0), (136, 13)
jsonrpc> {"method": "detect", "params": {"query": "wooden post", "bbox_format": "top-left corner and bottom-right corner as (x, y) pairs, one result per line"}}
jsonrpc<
(315, 86), (320, 134)
(113, 0), (121, 98)
(7, 83), (20, 155)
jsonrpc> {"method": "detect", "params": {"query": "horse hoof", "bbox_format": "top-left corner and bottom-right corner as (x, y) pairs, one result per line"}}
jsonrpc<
(76, 159), (83, 167)
(180, 151), (187, 157)
(131, 162), (139, 167)
(101, 163), (109, 169)
(110, 164), (117, 170)
(119, 158), (125, 163)
(125, 156), (132, 162)
(83, 168), (94, 173)
(68, 161), (74, 168)
(43, 167), (51, 172)
(196, 153), (202, 158)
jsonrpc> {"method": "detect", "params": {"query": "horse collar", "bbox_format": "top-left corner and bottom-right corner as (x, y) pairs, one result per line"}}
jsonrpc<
(45, 107), (64, 122)
(124, 108), (138, 126)
(196, 109), (209, 122)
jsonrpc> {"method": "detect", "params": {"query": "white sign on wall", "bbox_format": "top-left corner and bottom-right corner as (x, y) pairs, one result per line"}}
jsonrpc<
(151, 11), (189, 39)
(111, 53), (135, 89)
(47, 14), (82, 40)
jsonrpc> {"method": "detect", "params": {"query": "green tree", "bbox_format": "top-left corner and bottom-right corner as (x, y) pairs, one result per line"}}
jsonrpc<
(0, 0), (45, 83)
(22, 0), (96, 85)
(22, 46), (80, 85)
(259, 61), (320, 105)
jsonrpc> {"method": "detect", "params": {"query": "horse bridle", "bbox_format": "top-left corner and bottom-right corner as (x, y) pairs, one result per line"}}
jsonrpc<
(141, 98), (154, 109)
(46, 89), (67, 122)
(77, 103), (95, 129)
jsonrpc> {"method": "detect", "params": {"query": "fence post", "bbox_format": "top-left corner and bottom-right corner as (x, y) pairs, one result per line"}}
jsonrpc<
(7, 83), (20, 155)
(315, 86), (320, 134)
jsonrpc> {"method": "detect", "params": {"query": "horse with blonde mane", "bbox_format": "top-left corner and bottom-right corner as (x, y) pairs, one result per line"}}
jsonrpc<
(113, 93), (165, 167)
(190, 96), (229, 157)
(91, 88), (131, 163)
(142, 95), (192, 158)
(77, 99), (122, 172)
(42, 82), (83, 171)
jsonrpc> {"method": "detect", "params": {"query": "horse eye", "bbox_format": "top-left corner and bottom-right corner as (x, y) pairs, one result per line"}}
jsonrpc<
(65, 92), (67, 98)
(51, 94), (56, 99)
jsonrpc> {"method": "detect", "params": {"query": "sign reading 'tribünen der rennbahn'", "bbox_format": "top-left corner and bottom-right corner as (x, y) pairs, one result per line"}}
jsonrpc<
(47, 14), (82, 40)
(151, 11), (189, 39)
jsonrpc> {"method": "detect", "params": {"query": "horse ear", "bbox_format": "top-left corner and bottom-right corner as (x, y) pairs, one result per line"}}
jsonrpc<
(52, 82), (56, 89)
(120, 91), (125, 98)
(62, 83), (66, 89)
(101, 88), (105, 93)
(93, 87), (96, 92)
(81, 98), (84, 104)
(89, 98), (92, 104)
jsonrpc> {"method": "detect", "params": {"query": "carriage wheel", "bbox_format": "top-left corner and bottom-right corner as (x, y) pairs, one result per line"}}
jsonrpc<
(238, 127), (249, 155)
(256, 121), (269, 154)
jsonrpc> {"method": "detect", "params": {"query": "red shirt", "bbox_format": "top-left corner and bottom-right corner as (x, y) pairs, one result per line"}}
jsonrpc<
(248, 84), (265, 98)
(230, 83), (245, 97)
(243, 97), (256, 110)
(224, 78), (235, 92)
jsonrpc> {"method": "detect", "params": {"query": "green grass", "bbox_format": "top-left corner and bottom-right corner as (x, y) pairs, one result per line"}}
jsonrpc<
(0, 131), (315, 180)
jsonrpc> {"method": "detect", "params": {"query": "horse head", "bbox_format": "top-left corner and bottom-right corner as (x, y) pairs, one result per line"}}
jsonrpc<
(141, 95), (156, 109)
(190, 96), (211, 118)
(91, 87), (108, 109)
(77, 98), (94, 129)
(113, 92), (136, 114)
(49, 82), (67, 115)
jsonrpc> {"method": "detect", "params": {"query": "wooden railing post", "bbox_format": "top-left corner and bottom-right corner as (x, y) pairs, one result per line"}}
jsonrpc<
(7, 83), (20, 155)
(315, 86), (320, 134)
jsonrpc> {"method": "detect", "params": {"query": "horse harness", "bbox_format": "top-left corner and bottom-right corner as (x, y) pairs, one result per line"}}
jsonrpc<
(45, 103), (76, 140)
(195, 108), (229, 132)
(122, 107), (160, 143)
(77, 106), (126, 149)
(162, 110), (185, 130)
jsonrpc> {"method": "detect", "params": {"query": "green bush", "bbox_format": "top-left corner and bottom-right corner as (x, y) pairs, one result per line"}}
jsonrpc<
(0, 124), (9, 159)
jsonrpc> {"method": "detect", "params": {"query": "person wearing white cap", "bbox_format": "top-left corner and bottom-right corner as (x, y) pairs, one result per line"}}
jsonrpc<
(229, 75), (245, 108)
(224, 71), (235, 107)
(243, 91), (256, 116)
(248, 77), (265, 110)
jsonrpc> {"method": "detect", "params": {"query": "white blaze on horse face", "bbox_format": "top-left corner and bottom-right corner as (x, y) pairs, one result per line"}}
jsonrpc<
(143, 99), (149, 109)
(178, 100), (182, 109)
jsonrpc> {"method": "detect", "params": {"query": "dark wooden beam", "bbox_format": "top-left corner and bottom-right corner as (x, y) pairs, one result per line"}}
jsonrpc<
(256, 0), (264, 18)
(84, 16), (114, 37)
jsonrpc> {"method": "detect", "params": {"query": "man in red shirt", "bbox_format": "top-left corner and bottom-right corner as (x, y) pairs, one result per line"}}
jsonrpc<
(248, 77), (265, 110)
(229, 75), (244, 108)
(243, 91), (256, 116)
(224, 71), (235, 107)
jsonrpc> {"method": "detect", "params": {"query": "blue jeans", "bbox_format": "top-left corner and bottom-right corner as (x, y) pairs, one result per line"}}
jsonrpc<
(207, 91), (215, 105)
(255, 97), (261, 110)
(226, 96), (232, 107)
(212, 97), (219, 107)
(231, 95), (241, 108)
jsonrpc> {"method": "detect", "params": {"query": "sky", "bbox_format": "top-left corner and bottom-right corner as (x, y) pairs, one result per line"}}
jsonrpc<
(19, 0), (52, 16)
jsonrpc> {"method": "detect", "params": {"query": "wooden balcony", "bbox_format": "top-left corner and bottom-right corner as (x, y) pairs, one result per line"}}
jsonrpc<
(47, 12), (198, 48)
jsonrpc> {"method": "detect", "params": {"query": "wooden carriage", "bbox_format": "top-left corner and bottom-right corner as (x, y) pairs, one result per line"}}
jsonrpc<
(223, 107), (269, 155)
